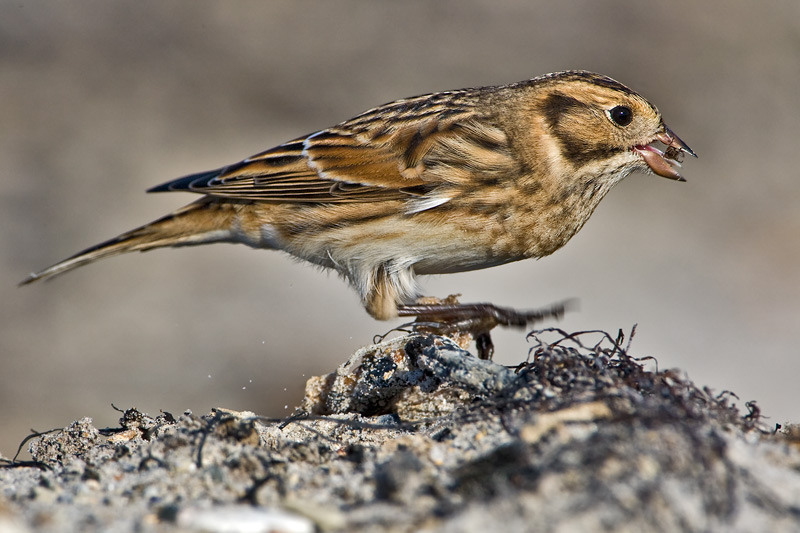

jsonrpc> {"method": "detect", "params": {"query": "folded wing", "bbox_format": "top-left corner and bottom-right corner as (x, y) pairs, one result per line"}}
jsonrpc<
(148, 90), (515, 206)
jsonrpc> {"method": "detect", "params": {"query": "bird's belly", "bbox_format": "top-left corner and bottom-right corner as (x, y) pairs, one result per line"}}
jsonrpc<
(412, 251), (517, 275)
(267, 210), (529, 276)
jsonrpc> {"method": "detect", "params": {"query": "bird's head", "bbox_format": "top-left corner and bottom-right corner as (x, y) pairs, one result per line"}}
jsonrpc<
(535, 71), (696, 183)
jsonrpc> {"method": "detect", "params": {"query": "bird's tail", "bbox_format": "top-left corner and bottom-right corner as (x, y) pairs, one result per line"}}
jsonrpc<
(20, 199), (240, 285)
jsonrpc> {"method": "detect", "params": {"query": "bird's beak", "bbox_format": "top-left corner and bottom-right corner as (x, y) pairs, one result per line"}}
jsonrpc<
(633, 126), (697, 182)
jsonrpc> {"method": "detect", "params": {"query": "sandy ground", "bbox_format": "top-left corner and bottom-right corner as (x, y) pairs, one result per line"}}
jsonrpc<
(2, 1), (799, 457)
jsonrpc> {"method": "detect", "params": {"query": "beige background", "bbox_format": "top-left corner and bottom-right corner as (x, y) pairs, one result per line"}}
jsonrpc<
(2, 1), (798, 456)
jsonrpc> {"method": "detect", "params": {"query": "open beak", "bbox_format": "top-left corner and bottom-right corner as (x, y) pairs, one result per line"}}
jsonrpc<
(633, 126), (697, 182)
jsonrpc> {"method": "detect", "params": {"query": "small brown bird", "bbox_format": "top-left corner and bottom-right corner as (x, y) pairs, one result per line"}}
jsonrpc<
(23, 71), (694, 355)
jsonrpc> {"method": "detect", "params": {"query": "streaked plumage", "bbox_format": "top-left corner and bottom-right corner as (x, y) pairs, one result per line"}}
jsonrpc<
(22, 71), (695, 348)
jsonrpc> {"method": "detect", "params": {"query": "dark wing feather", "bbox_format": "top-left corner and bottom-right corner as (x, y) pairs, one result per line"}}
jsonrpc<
(148, 89), (508, 204)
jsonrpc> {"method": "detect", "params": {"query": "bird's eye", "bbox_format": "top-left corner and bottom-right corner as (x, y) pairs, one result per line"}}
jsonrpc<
(609, 105), (633, 127)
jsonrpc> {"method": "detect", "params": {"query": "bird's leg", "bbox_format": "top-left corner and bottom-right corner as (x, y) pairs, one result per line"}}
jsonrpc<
(397, 296), (570, 360)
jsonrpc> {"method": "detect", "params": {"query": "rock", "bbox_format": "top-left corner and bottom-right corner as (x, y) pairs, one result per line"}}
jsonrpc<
(2, 330), (799, 532)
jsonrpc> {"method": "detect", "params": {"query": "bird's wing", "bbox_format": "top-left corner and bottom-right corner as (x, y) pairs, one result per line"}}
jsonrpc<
(148, 91), (515, 204)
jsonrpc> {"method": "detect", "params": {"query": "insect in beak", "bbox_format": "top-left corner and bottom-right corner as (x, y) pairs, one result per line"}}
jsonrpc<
(634, 126), (697, 181)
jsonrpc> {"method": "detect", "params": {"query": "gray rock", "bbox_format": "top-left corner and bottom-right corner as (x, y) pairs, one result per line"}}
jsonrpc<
(2, 330), (799, 532)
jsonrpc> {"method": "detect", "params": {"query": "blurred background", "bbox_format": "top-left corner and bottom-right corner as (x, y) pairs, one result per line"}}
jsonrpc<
(2, 1), (798, 456)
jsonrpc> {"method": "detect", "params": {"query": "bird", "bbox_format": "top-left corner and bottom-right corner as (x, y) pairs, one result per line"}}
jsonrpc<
(22, 70), (695, 358)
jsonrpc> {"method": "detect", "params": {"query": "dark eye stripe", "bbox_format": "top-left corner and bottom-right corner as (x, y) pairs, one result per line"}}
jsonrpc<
(542, 93), (590, 129)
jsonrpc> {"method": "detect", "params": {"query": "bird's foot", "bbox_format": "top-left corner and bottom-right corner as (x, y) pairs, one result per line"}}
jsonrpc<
(397, 296), (572, 360)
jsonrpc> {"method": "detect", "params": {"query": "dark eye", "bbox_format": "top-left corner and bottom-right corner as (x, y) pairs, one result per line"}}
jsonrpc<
(609, 105), (633, 127)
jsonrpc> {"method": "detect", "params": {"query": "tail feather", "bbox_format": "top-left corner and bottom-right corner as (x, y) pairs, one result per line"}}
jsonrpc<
(20, 199), (238, 285)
